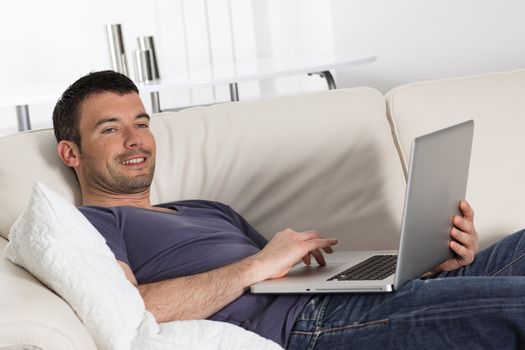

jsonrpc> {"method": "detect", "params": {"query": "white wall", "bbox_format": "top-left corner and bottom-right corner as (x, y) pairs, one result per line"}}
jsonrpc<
(331, 0), (525, 91)
(1, 0), (524, 134)
(0, 0), (157, 133)
(252, 0), (335, 95)
(0, 0), (262, 134)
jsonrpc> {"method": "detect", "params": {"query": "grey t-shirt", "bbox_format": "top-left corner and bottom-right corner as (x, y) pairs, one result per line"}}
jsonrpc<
(79, 200), (310, 346)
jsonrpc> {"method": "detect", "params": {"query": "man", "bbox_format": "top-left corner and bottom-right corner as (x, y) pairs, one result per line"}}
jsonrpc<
(53, 70), (525, 349)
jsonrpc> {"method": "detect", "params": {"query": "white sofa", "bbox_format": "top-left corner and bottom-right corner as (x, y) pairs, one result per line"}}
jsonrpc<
(1, 69), (524, 348)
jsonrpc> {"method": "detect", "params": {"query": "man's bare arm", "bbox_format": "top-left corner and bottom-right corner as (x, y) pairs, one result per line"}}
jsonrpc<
(119, 257), (262, 322)
(117, 228), (337, 323)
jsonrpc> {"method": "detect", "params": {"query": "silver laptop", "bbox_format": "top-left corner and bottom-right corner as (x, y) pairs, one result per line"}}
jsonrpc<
(251, 120), (474, 294)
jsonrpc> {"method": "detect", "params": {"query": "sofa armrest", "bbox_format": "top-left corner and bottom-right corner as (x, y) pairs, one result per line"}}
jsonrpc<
(0, 237), (97, 350)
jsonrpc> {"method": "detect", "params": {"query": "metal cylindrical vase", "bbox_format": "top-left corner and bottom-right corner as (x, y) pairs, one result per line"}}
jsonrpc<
(106, 24), (129, 76)
(137, 36), (160, 80)
(134, 49), (154, 82)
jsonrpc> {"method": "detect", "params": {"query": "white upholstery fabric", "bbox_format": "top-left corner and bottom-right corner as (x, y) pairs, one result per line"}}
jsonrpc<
(0, 87), (404, 348)
(5, 182), (282, 350)
(0, 87), (405, 250)
(0, 129), (81, 239)
(6, 182), (145, 350)
(0, 237), (97, 350)
(386, 69), (525, 247)
(148, 88), (406, 250)
(135, 313), (282, 350)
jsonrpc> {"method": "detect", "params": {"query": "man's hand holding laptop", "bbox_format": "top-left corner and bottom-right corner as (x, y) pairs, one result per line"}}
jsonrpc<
(432, 200), (479, 273)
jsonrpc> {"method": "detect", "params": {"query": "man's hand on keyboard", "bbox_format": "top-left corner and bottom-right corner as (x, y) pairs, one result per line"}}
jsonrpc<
(252, 228), (338, 280)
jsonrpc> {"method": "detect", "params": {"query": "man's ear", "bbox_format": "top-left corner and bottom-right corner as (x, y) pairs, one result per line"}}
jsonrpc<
(57, 140), (81, 168)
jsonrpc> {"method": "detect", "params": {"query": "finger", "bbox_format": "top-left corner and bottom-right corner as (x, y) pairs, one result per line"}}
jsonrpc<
(309, 249), (326, 266)
(433, 259), (458, 273)
(453, 216), (476, 238)
(450, 240), (466, 258)
(459, 200), (474, 221)
(450, 240), (474, 264)
(305, 238), (338, 252)
(302, 254), (311, 266)
(451, 228), (479, 257)
(451, 228), (476, 249)
(323, 246), (334, 254)
(298, 231), (322, 241)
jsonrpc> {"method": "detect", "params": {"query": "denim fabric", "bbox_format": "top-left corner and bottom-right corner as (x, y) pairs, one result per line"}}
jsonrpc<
(287, 229), (525, 349)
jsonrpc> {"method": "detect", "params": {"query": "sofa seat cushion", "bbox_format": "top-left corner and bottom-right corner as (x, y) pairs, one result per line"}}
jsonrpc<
(0, 237), (97, 349)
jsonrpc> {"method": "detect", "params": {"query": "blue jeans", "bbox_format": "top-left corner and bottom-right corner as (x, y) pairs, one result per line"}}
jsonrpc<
(287, 229), (525, 349)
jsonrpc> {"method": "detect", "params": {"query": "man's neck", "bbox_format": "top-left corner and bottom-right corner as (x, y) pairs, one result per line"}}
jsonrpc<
(81, 187), (153, 209)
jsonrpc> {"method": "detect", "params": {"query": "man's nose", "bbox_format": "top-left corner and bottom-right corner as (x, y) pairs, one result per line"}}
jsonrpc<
(123, 126), (143, 148)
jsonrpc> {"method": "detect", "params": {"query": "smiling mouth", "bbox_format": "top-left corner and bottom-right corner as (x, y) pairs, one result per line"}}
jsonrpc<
(121, 157), (146, 165)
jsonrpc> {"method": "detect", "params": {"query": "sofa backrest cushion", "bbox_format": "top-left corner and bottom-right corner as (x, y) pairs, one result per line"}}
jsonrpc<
(386, 69), (525, 247)
(0, 129), (82, 236)
(0, 87), (405, 250)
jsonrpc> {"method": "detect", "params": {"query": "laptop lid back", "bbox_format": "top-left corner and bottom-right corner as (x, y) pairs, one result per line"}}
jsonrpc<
(394, 120), (474, 290)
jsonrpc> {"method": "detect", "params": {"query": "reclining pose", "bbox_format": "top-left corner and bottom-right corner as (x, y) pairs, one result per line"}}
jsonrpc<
(53, 70), (525, 349)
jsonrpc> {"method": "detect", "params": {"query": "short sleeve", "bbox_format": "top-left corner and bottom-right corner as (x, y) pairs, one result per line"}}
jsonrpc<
(78, 206), (130, 265)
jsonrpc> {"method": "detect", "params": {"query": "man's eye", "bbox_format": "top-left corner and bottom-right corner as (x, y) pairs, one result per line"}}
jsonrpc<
(102, 127), (117, 134)
(137, 123), (149, 129)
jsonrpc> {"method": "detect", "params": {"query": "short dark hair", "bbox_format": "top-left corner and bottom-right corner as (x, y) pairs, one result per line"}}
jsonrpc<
(52, 70), (139, 148)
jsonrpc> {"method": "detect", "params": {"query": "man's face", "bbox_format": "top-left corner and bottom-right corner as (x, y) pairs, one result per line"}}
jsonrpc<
(75, 92), (156, 195)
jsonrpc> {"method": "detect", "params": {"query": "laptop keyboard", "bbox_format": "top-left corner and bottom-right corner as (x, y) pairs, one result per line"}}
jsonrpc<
(327, 254), (397, 281)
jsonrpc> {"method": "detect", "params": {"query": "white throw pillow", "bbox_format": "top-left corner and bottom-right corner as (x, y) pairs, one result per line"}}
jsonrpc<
(5, 182), (145, 350)
(5, 182), (283, 350)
